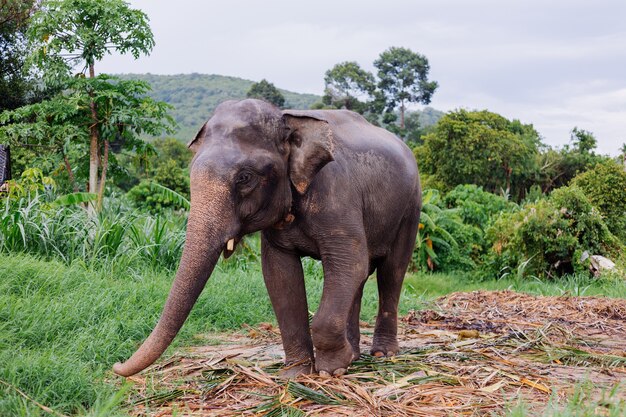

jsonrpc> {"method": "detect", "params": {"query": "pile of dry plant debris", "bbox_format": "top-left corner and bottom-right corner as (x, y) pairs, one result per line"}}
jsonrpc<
(123, 291), (626, 416)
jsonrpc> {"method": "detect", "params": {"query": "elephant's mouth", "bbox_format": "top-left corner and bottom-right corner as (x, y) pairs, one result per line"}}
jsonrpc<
(223, 237), (240, 259)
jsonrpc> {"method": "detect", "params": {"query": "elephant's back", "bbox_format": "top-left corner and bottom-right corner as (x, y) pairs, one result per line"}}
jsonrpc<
(303, 110), (421, 258)
(293, 109), (418, 183)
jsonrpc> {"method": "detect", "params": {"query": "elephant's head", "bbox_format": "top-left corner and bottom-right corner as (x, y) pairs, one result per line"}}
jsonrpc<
(113, 99), (334, 376)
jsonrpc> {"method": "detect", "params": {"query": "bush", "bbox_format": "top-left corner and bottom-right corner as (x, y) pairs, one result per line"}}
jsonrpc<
(571, 160), (626, 240)
(413, 189), (480, 272)
(127, 178), (189, 213)
(443, 184), (517, 229)
(485, 186), (621, 278)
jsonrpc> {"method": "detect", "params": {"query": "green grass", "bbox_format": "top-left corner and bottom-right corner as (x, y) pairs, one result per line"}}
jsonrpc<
(404, 270), (626, 299)
(1, 253), (625, 416)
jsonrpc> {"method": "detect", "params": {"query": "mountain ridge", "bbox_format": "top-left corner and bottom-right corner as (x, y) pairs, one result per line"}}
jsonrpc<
(116, 73), (320, 141)
(116, 73), (443, 143)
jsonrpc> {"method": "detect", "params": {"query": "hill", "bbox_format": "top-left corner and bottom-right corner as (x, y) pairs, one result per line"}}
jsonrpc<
(116, 73), (444, 142)
(117, 73), (321, 142)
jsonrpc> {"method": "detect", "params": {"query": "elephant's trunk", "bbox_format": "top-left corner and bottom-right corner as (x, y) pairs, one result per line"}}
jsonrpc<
(113, 181), (235, 377)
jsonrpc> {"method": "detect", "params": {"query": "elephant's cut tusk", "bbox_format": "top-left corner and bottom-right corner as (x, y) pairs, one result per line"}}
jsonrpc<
(227, 239), (235, 251)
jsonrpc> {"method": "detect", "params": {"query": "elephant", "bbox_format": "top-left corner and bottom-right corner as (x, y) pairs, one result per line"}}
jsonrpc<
(112, 98), (421, 378)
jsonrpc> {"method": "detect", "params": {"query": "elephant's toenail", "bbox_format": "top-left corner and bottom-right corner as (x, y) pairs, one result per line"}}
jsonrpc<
(373, 351), (385, 358)
(333, 368), (346, 377)
(319, 370), (331, 378)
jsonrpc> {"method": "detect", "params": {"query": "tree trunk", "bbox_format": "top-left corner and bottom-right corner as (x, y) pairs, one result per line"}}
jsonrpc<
(97, 139), (109, 210)
(63, 153), (79, 193)
(87, 63), (99, 214)
(399, 101), (405, 129)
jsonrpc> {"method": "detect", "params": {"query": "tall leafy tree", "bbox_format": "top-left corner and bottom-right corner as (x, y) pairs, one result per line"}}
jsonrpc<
(374, 47), (438, 129)
(0, 76), (173, 196)
(27, 0), (157, 206)
(570, 127), (597, 154)
(322, 61), (376, 114)
(0, 0), (41, 112)
(246, 79), (285, 108)
(535, 127), (606, 193)
(417, 109), (540, 198)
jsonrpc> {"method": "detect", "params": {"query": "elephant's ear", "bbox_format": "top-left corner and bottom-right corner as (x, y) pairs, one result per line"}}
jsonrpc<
(283, 111), (335, 194)
(187, 121), (209, 153)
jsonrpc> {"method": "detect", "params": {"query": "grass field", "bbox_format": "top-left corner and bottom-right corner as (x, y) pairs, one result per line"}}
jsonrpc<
(1, 253), (625, 416)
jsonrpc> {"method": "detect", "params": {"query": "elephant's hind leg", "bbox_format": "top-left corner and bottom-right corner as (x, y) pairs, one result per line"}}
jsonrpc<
(371, 214), (419, 357)
(346, 280), (366, 361)
(261, 235), (314, 377)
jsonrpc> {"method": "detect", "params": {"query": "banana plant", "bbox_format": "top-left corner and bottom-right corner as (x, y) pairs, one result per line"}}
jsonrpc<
(414, 189), (462, 271)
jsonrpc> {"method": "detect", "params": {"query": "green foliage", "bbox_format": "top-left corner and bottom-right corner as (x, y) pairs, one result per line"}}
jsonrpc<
(246, 79), (285, 108)
(570, 127), (597, 154)
(322, 61), (377, 114)
(154, 137), (193, 167)
(417, 109), (540, 198)
(0, 0), (39, 112)
(52, 191), (97, 206)
(413, 189), (477, 272)
(116, 73), (320, 142)
(374, 47), (438, 128)
(4, 167), (55, 201)
(486, 186), (621, 279)
(0, 187), (188, 269)
(535, 129), (608, 193)
(571, 159), (626, 240)
(125, 140), (191, 213)
(127, 179), (189, 213)
(0, 75), (175, 192)
(28, 0), (154, 80)
(443, 184), (517, 229)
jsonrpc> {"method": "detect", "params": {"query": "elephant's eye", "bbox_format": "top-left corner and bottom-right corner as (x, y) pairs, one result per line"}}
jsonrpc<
(236, 171), (254, 185)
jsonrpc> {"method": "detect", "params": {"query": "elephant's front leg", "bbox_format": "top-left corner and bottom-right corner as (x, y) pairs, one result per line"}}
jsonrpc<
(312, 236), (369, 376)
(261, 235), (314, 377)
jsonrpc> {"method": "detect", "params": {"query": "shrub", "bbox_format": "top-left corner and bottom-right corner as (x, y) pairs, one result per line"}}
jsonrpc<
(413, 189), (480, 272)
(571, 160), (626, 240)
(486, 186), (621, 278)
(443, 184), (517, 229)
(127, 178), (189, 213)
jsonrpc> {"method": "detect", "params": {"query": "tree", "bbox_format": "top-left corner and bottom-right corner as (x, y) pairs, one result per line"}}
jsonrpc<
(0, 0), (44, 112)
(535, 127), (606, 193)
(417, 109), (540, 198)
(0, 75), (174, 196)
(25, 0), (160, 208)
(322, 61), (376, 114)
(570, 127), (597, 154)
(246, 79), (285, 108)
(571, 160), (626, 240)
(374, 47), (438, 129)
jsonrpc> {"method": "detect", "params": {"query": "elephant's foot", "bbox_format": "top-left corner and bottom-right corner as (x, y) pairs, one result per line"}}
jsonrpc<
(371, 334), (399, 358)
(347, 334), (361, 362)
(278, 361), (314, 379)
(314, 340), (354, 377)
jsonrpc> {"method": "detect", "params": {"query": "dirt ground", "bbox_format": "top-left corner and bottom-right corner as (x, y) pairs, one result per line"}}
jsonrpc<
(123, 291), (626, 416)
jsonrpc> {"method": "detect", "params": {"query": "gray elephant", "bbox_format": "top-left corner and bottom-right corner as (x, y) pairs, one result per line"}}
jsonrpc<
(113, 99), (421, 377)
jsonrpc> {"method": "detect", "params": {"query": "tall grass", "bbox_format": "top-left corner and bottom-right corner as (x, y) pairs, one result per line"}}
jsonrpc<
(0, 193), (186, 271)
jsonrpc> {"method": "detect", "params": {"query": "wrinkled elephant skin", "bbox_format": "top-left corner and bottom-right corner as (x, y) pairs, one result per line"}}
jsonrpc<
(113, 99), (421, 377)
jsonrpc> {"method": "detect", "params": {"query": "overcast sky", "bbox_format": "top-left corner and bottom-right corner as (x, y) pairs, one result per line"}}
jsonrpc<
(99, 0), (626, 155)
